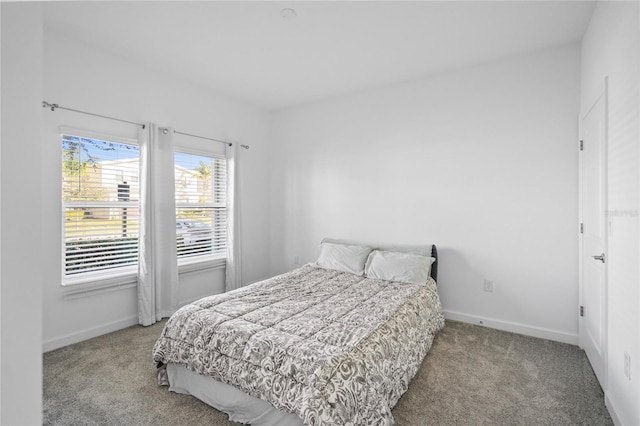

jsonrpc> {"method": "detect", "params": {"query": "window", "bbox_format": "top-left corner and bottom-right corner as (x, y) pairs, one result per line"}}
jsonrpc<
(174, 151), (227, 261)
(62, 134), (140, 278)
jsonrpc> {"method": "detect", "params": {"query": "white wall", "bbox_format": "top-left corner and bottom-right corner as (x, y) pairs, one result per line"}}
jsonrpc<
(1, 3), (44, 424)
(271, 44), (581, 344)
(581, 2), (640, 425)
(41, 30), (272, 351)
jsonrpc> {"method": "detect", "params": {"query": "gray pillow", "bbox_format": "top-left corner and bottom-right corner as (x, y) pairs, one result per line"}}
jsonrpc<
(365, 250), (435, 284)
(314, 242), (373, 276)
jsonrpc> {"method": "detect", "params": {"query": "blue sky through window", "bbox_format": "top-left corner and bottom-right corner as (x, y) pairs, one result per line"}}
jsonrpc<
(63, 135), (206, 170)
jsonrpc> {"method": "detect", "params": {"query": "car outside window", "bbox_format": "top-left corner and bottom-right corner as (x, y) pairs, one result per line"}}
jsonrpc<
(174, 151), (226, 261)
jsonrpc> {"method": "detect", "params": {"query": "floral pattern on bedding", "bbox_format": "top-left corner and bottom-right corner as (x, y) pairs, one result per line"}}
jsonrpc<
(152, 265), (444, 426)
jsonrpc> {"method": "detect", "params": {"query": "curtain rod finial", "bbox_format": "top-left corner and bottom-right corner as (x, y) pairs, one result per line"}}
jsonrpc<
(42, 101), (58, 111)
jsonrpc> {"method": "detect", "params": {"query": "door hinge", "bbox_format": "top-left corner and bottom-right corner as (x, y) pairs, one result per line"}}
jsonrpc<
(580, 140), (584, 151)
(580, 306), (584, 317)
(580, 223), (584, 234)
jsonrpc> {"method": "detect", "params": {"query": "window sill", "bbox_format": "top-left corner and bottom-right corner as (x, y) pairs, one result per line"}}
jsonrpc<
(60, 257), (226, 299)
(63, 266), (137, 287)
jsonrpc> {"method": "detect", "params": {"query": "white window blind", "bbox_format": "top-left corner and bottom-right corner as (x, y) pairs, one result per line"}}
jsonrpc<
(174, 151), (227, 260)
(62, 135), (140, 276)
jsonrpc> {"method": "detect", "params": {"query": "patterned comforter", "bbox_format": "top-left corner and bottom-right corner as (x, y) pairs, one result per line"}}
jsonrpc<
(152, 265), (445, 426)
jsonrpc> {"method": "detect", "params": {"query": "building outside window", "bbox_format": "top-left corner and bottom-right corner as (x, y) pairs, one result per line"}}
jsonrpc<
(61, 133), (229, 283)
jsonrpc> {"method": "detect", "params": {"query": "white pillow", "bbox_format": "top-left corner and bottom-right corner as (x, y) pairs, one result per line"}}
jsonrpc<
(314, 242), (373, 276)
(365, 250), (435, 284)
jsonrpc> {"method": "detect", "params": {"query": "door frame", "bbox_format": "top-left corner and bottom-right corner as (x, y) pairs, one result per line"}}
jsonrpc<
(578, 76), (608, 390)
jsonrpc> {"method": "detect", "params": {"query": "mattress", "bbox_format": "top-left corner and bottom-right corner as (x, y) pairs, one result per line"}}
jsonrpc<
(153, 264), (444, 425)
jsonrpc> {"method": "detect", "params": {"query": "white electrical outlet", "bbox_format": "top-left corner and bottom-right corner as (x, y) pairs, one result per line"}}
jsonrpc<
(624, 352), (631, 380)
(484, 279), (494, 292)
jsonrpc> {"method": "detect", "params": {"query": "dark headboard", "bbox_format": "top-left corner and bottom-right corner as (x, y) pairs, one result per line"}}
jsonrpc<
(431, 244), (438, 282)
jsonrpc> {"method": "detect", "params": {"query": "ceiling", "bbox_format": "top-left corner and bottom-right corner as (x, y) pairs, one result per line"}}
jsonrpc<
(43, 1), (596, 112)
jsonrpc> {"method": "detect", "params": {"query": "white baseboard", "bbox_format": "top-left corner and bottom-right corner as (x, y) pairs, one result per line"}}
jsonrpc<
(43, 315), (139, 353)
(605, 392), (625, 426)
(443, 310), (579, 345)
(42, 308), (578, 352)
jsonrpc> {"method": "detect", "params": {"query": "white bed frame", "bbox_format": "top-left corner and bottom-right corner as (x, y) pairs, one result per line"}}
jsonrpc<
(168, 363), (304, 426)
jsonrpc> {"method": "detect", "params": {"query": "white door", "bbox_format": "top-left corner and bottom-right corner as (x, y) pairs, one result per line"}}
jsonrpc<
(579, 80), (608, 389)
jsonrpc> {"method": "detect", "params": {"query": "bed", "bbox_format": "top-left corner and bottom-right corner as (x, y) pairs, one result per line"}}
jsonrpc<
(152, 239), (445, 425)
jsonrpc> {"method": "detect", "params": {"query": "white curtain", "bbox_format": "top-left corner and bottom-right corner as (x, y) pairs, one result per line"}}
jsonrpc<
(138, 124), (179, 326)
(225, 143), (243, 292)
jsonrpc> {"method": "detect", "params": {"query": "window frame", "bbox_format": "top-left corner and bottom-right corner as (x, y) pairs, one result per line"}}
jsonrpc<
(60, 127), (141, 287)
(173, 144), (228, 271)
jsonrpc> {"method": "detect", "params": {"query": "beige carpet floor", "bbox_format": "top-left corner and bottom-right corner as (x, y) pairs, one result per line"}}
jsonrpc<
(43, 320), (613, 425)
